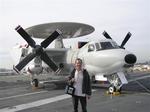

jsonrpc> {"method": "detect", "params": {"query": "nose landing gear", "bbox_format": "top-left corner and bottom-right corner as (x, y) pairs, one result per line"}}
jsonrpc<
(32, 78), (39, 88)
(107, 86), (121, 95)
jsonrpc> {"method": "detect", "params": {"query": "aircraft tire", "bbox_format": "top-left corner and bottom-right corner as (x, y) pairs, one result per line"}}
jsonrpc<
(109, 86), (116, 94)
(32, 79), (39, 87)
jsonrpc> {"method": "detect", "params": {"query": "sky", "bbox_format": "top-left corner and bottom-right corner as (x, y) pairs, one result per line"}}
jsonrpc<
(0, 0), (150, 69)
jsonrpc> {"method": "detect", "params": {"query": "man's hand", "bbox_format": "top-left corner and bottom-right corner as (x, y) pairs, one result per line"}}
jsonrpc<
(67, 78), (75, 84)
(71, 78), (75, 83)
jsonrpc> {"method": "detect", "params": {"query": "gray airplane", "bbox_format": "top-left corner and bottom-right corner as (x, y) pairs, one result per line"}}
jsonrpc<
(12, 22), (137, 93)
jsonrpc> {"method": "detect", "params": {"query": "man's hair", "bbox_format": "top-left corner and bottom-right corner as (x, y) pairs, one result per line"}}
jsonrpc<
(75, 58), (82, 64)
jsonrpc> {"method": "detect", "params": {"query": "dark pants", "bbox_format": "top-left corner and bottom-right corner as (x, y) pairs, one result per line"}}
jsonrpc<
(72, 95), (87, 112)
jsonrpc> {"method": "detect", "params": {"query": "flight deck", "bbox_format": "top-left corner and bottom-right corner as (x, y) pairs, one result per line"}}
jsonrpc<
(0, 72), (150, 112)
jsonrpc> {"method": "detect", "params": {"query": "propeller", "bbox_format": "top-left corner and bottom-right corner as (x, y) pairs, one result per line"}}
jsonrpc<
(102, 31), (132, 49)
(41, 29), (62, 48)
(14, 25), (61, 73)
(120, 32), (131, 48)
(102, 31), (112, 39)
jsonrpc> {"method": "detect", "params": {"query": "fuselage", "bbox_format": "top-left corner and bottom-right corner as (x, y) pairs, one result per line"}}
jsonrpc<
(65, 39), (136, 76)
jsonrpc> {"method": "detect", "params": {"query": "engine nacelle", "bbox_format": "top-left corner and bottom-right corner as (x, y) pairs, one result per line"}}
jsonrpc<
(26, 56), (43, 74)
(26, 64), (43, 75)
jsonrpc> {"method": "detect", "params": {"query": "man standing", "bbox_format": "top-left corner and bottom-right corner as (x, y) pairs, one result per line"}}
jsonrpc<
(68, 58), (92, 112)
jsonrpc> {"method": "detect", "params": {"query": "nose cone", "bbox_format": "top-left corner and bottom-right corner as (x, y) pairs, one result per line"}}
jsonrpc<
(125, 54), (137, 64)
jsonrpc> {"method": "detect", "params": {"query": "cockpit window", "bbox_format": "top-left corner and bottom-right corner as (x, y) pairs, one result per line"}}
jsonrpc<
(111, 41), (119, 48)
(100, 42), (114, 50)
(95, 43), (101, 51)
(88, 41), (119, 52)
(88, 44), (95, 52)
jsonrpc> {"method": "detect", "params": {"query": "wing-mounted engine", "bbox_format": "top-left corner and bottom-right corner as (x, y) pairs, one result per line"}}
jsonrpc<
(11, 43), (44, 75)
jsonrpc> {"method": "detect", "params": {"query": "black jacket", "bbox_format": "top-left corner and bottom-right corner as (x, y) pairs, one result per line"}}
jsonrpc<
(68, 69), (92, 96)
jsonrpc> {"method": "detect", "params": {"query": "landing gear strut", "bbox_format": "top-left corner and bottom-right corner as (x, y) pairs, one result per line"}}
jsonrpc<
(107, 73), (123, 95)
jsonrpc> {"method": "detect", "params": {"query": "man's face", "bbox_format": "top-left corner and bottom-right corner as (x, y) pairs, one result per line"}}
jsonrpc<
(75, 60), (82, 71)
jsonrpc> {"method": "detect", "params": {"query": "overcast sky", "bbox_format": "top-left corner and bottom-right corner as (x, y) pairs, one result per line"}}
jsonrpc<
(0, 0), (150, 69)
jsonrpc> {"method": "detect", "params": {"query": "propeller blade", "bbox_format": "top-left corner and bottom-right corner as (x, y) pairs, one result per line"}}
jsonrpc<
(13, 53), (36, 73)
(41, 29), (62, 48)
(40, 52), (59, 72)
(102, 31), (112, 39)
(120, 32), (132, 48)
(15, 25), (36, 48)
